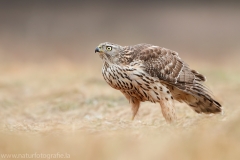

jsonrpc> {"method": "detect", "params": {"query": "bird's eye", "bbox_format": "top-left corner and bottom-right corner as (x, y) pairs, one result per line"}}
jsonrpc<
(106, 46), (112, 51)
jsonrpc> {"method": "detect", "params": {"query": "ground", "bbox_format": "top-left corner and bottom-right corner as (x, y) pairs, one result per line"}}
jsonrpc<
(0, 61), (240, 160)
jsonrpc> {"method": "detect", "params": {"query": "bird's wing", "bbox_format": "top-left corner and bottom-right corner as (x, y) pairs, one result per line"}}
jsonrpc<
(126, 44), (221, 113)
(131, 45), (213, 96)
(128, 45), (205, 89)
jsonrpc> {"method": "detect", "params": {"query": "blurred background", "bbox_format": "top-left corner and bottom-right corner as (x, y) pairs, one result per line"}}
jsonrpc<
(1, 1), (240, 159)
(0, 0), (239, 66)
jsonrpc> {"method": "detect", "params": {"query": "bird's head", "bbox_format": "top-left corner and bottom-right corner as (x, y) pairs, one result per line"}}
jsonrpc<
(95, 42), (123, 63)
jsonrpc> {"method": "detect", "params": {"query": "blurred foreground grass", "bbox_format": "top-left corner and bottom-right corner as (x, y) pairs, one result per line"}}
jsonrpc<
(0, 61), (240, 160)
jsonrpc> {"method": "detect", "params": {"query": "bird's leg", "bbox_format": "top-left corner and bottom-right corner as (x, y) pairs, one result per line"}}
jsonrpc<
(130, 98), (140, 120)
(159, 98), (176, 123)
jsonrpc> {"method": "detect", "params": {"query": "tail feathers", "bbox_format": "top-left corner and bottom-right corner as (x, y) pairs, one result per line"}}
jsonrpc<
(169, 85), (222, 114)
(185, 93), (222, 114)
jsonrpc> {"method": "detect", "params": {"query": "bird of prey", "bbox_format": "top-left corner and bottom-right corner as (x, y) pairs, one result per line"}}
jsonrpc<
(95, 42), (221, 122)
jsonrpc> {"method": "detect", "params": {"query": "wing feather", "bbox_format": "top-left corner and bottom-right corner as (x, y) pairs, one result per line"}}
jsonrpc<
(123, 44), (221, 113)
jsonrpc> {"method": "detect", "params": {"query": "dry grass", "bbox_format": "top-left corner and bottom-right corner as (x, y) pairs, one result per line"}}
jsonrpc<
(0, 61), (240, 160)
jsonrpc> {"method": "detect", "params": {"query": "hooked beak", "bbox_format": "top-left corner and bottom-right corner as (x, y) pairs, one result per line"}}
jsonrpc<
(95, 47), (100, 53)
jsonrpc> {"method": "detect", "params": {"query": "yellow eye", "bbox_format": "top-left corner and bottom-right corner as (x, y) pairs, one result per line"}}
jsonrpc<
(106, 46), (112, 51)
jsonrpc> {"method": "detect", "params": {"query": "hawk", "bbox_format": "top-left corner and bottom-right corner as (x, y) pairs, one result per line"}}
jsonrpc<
(95, 42), (222, 122)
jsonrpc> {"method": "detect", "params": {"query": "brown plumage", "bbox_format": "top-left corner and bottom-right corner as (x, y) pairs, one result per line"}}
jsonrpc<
(95, 42), (222, 122)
